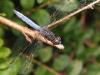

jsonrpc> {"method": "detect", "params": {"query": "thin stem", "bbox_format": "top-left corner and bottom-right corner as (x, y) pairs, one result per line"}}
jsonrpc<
(32, 59), (60, 75)
(47, 0), (100, 29)
(25, 55), (60, 75)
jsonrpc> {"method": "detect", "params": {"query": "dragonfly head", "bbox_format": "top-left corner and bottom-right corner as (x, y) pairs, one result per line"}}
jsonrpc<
(54, 36), (61, 45)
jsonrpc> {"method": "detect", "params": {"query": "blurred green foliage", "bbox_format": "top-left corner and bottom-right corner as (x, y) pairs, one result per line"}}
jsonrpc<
(0, 0), (100, 75)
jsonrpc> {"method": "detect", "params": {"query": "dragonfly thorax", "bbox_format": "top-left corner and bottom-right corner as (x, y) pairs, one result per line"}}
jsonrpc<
(39, 27), (61, 45)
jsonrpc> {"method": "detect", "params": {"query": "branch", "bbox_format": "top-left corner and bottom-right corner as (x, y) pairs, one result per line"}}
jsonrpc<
(47, 0), (100, 29)
(24, 55), (60, 75)
(32, 59), (60, 75)
(0, 16), (64, 50)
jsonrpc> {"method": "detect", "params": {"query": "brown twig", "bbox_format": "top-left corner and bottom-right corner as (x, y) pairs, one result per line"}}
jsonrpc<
(0, 16), (64, 50)
(32, 59), (60, 75)
(24, 55), (60, 75)
(47, 0), (100, 29)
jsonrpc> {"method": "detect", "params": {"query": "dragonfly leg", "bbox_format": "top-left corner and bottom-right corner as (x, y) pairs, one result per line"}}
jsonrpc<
(22, 32), (32, 43)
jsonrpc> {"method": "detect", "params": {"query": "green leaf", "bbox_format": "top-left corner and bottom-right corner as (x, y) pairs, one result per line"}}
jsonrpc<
(0, 26), (4, 37)
(86, 64), (100, 75)
(0, 38), (4, 47)
(0, 47), (11, 59)
(76, 44), (85, 58)
(0, 59), (12, 70)
(0, 57), (22, 75)
(38, 47), (52, 62)
(31, 9), (50, 26)
(37, 0), (45, 4)
(63, 17), (77, 32)
(35, 66), (47, 75)
(93, 32), (100, 44)
(53, 55), (69, 71)
(20, 0), (35, 10)
(53, 0), (78, 12)
(0, 0), (14, 17)
(69, 60), (83, 75)
(79, 29), (93, 43)
(93, 47), (100, 57)
(45, 71), (54, 75)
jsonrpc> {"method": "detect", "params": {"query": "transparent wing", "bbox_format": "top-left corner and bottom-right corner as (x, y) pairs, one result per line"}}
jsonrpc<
(11, 39), (39, 75)
(13, 10), (41, 31)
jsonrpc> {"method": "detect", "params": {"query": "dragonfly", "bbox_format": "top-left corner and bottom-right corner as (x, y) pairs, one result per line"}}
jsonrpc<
(12, 10), (62, 74)
(13, 10), (61, 45)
